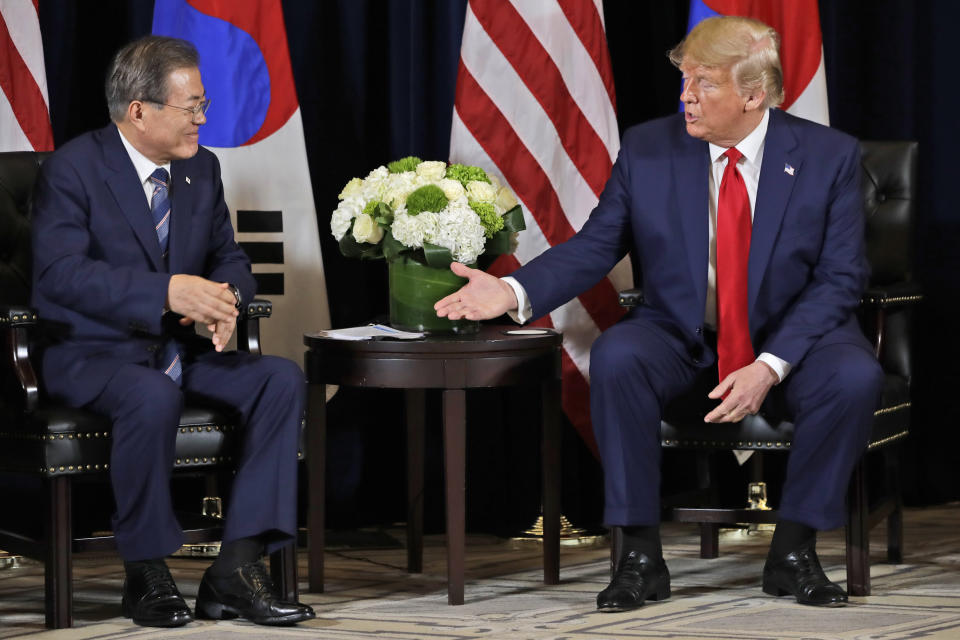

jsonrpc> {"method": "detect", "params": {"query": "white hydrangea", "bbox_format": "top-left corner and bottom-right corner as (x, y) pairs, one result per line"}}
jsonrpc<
(429, 200), (487, 264)
(390, 210), (434, 249)
(385, 171), (419, 209)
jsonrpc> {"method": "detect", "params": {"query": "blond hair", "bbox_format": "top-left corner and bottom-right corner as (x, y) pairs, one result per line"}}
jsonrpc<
(668, 16), (784, 109)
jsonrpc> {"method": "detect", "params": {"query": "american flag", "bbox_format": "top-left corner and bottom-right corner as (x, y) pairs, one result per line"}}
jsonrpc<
(0, 0), (54, 152)
(449, 0), (629, 454)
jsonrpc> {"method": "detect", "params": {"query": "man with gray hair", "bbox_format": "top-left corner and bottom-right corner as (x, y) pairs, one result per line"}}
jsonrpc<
(436, 16), (883, 609)
(32, 36), (314, 627)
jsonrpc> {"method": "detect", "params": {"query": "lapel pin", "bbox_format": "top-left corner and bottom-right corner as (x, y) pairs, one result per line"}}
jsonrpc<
(185, 176), (191, 184)
(784, 163), (795, 176)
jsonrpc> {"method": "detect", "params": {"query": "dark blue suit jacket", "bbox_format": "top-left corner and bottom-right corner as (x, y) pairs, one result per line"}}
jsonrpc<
(513, 109), (871, 367)
(32, 124), (255, 407)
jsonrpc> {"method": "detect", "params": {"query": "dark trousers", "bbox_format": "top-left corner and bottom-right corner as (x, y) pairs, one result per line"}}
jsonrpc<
(87, 350), (304, 561)
(589, 315), (884, 531)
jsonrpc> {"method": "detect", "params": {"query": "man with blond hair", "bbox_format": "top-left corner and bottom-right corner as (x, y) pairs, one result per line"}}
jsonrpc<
(436, 16), (882, 609)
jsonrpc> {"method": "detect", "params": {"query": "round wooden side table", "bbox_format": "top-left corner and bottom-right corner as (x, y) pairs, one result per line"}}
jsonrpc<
(303, 325), (562, 604)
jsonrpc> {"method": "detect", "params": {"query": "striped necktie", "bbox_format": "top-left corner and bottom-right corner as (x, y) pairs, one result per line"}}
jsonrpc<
(149, 168), (181, 384)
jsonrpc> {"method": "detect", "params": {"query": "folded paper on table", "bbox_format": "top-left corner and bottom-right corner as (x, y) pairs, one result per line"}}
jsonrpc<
(310, 324), (425, 341)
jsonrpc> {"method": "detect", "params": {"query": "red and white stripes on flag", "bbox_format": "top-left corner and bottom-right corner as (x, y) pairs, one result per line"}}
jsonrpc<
(0, 0), (53, 152)
(450, 0), (630, 454)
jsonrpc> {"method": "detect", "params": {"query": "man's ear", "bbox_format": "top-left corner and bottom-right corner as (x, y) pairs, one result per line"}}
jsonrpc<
(743, 90), (767, 113)
(126, 100), (148, 131)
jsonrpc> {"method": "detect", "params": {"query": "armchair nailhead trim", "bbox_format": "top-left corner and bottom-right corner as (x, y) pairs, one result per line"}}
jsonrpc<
(864, 294), (924, 305)
(867, 430), (909, 450)
(874, 402), (910, 416)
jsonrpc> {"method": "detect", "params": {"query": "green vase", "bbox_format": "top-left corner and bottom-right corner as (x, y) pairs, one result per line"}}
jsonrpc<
(388, 257), (479, 334)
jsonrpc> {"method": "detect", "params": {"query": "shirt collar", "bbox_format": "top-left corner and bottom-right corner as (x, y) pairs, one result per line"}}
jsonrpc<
(708, 108), (770, 165)
(116, 124), (172, 186)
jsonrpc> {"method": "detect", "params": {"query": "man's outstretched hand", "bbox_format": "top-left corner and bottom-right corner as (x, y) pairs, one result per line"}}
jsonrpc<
(434, 262), (518, 321)
(167, 275), (238, 352)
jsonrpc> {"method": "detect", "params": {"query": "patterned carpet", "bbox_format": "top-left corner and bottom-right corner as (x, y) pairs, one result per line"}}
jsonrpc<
(2, 505), (959, 639)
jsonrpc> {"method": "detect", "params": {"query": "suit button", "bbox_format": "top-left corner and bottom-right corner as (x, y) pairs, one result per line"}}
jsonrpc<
(147, 344), (160, 353)
(695, 327), (703, 335)
(692, 357), (702, 365)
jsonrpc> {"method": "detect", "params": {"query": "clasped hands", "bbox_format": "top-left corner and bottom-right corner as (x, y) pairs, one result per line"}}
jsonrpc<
(167, 274), (238, 352)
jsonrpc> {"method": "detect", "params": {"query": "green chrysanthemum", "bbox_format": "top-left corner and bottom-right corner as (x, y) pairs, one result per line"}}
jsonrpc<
(469, 200), (503, 238)
(405, 184), (448, 216)
(387, 156), (422, 173)
(445, 163), (490, 187)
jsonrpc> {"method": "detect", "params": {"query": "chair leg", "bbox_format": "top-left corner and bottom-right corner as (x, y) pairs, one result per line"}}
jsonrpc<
(845, 458), (870, 596)
(695, 452), (720, 559)
(269, 542), (298, 601)
(45, 476), (72, 629)
(884, 447), (904, 564)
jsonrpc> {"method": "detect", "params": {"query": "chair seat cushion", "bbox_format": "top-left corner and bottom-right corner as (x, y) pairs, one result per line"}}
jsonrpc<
(660, 373), (909, 451)
(0, 404), (239, 476)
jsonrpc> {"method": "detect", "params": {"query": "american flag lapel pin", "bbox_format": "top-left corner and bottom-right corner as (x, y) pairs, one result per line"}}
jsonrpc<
(784, 163), (795, 176)
(185, 176), (191, 184)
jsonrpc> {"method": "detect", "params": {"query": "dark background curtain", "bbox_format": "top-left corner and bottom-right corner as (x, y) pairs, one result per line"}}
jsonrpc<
(33, 0), (960, 533)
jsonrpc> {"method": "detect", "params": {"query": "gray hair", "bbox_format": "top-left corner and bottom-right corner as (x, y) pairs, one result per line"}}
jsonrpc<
(105, 36), (199, 122)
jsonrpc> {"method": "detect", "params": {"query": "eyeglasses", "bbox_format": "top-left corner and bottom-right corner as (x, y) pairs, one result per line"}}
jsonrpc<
(148, 97), (211, 119)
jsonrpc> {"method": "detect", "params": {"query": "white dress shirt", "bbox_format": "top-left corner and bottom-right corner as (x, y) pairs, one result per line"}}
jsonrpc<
(503, 108), (791, 382)
(117, 126), (172, 206)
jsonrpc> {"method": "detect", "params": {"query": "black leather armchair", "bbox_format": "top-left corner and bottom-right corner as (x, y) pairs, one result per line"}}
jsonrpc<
(0, 151), (297, 628)
(615, 140), (919, 597)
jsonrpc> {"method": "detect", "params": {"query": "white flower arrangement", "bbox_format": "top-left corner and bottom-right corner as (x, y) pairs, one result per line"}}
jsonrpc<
(331, 156), (524, 267)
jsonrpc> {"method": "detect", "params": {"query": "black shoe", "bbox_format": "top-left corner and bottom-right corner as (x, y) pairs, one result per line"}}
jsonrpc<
(121, 562), (193, 627)
(195, 561), (315, 625)
(762, 546), (848, 607)
(596, 551), (671, 612)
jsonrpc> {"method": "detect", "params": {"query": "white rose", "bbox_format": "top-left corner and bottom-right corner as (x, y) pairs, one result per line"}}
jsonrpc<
(438, 178), (466, 201)
(488, 174), (502, 190)
(466, 180), (497, 203)
(338, 177), (363, 200)
(496, 185), (519, 211)
(352, 213), (384, 244)
(415, 160), (447, 181)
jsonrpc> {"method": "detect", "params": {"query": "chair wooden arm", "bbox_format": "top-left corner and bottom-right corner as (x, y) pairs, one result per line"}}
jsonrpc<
(237, 298), (273, 355)
(618, 288), (645, 308)
(0, 304), (39, 412)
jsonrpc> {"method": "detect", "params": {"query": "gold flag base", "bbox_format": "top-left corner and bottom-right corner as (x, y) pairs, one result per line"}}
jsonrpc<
(510, 514), (606, 549)
(0, 550), (23, 570)
(172, 496), (224, 558)
(724, 481), (776, 538)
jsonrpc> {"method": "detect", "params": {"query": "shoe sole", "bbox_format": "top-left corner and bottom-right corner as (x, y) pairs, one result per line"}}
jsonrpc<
(121, 598), (193, 627)
(596, 583), (671, 612)
(196, 600), (316, 626)
(762, 579), (848, 607)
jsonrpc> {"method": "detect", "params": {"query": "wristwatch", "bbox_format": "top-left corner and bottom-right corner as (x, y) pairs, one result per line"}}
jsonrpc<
(227, 284), (242, 309)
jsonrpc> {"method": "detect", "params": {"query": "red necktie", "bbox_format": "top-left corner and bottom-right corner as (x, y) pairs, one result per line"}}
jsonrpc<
(716, 147), (754, 381)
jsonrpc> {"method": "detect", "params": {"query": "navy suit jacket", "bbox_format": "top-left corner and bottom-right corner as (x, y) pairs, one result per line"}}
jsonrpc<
(32, 124), (255, 407)
(513, 109), (871, 368)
